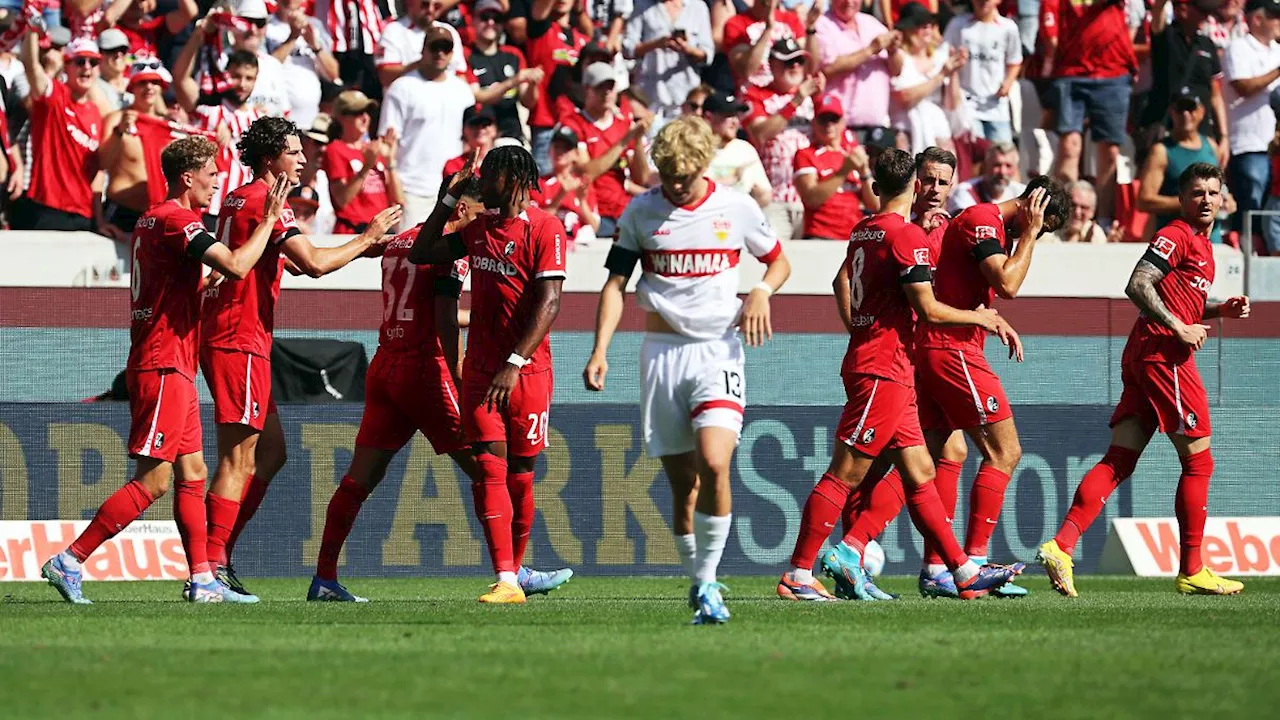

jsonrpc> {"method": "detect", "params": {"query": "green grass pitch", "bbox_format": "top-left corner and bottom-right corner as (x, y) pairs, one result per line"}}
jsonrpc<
(3, 576), (1279, 719)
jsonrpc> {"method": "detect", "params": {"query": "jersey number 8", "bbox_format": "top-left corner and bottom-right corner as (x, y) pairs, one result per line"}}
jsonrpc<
(849, 246), (866, 311)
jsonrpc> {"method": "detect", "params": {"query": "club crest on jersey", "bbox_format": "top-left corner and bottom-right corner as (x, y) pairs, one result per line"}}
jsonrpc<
(504, 240), (516, 256)
(1186, 411), (1198, 429)
(975, 226), (998, 240)
(913, 247), (930, 266)
(153, 432), (164, 449)
(713, 218), (732, 242)
(860, 428), (875, 445)
(986, 396), (1000, 413)
(1152, 236), (1176, 259)
(252, 402), (261, 419)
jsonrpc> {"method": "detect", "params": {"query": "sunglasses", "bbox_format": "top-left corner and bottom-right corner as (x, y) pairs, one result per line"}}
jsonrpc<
(477, 12), (504, 23)
(428, 41), (454, 54)
(70, 57), (100, 68)
(683, 101), (703, 112)
(782, 57), (806, 67)
(1173, 100), (1200, 112)
(245, 17), (267, 28)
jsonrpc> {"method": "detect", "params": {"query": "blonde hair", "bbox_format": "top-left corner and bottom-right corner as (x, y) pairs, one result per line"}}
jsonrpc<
(651, 116), (717, 180)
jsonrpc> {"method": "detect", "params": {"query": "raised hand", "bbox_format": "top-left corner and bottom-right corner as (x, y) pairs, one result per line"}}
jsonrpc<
(368, 204), (404, 241)
(1021, 187), (1049, 237)
(1221, 295), (1251, 319)
(264, 173), (291, 219)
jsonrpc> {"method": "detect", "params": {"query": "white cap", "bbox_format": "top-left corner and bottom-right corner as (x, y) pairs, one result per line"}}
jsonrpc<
(582, 62), (616, 89)
(235, 0), (269, 19)
(98, 28), (129, 52)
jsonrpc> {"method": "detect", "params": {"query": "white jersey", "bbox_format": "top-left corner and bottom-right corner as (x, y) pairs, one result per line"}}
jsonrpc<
(192, 102), (267, 217)
(615, 181), (782, 340)
(375, 18), (467, 77)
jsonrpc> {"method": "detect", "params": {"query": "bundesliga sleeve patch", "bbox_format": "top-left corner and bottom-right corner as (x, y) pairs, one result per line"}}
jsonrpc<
(1151, 236), (1176, 260)
(913, 247), (930, 266)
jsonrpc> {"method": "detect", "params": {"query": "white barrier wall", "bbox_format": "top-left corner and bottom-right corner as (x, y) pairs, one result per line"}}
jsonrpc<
(0, 231), (1248, 299)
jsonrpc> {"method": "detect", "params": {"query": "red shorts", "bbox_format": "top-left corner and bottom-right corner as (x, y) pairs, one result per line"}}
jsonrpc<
(127, 369), (202, 462)
(355, 352), (467, 454)
(462, 367), (553, 457)
(836, 373), (925, 456)
(915, 346), (1012, 431)
(1112, 358), (1211, 438)
(200, 347), (277, 431)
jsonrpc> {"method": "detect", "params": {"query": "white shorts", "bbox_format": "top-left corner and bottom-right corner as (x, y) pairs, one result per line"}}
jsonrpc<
(640, 332), (746, 458)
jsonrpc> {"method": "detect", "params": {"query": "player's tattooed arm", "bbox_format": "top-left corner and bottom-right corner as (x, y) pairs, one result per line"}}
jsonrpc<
(1125, 259), (1179, 329)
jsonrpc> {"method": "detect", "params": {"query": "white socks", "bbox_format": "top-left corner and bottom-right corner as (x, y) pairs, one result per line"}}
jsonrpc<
(693, 512), (732, 585)
(952, 561), (980, 584)
(192, 571), (214, 585)
(925, 563), (948, 577)
(498, 571), (519, 586)
(790, 567), (814, 584)
(674, 533), (696, 579)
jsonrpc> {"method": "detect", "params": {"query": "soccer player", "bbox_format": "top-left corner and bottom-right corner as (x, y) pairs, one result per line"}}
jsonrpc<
(1039, 163), (1250, 597)
(41, 137), (289, 604)
(782, 149), (1027, 602)
(581, 116), (792, 624)
(309, 174), (572, 601)
(201, 117), (402, 599)
(410, 145), (568, 604)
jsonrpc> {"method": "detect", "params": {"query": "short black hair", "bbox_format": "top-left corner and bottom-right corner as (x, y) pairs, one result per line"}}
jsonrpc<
(1178, 162), (1225, 193)
(238, 116), (300, 174)
(225, 49), (259, 71)
(480, 144), (540, 204)
(916, 146), (957, 172)
(873, 148), (917, 199)
(1021, 175), (1073, 233)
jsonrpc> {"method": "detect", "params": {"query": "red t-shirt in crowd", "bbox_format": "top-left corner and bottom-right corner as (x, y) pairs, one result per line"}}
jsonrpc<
(840, 212), (933, 384)
(377, 229), (470, 358)
(120, 17), (167, 57)
(323, 140), (393, 231)
(202, 179), (302, 358)
(458, 206), (568, 375)
(525, 20), (588, 129)
(1123, 220), (1215, 364)
(792, 130), (865, 239)
(28, 81), (102, 218)
(559, 108), (637, 220)
(916, 202), (1006, 351)
(1042, 0), (1136, 79)
(537, 173), (599, 236)
(127, 200), (215, 380)
(721, 10), (805, 88)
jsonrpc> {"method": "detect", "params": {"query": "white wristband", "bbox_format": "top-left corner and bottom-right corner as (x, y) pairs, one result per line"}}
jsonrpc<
(441, 195), (458, 209)
(506, 353), (530, 368)
(752, 281), (774, 296)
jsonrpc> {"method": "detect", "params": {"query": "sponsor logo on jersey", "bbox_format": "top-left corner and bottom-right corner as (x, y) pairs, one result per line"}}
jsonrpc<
(66, 121), (101, 152)
(1152, 236), (1176, 260)
(653, 227), (672, 236)
(131, 307), (154, 322)
(474, 255), (519, 276)
(1190, 276), (1211, 293)
(975, 225), (998, 240)
(642, 249), (740, 277)
(986, 396), (1000, 413)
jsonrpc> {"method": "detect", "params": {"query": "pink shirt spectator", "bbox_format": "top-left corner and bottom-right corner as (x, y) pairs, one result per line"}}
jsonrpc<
(815, 11), (893, 128)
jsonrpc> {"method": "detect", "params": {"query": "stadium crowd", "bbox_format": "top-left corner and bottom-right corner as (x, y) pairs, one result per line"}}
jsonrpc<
(1, 0), (1279, 250)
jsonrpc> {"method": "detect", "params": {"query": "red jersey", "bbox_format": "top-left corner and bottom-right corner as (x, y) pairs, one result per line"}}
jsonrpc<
(1124, 220), (1216, 364)
(120, 17), (166, 57)
(127, 201), (216, 380)
(560, 109), (637, 220)
(916, 203), (1006, 350)
(378, 230), (470, 357)
(458, 206), (568, 375)
(841, 213), (934, 384)
(921, 214), (950, 256)
(525, 21), (588, 128)
(28, 81), (101, 218)
(721, 10), (805, 88)
(793, 132), (865, 240)
(323, 140), (392, 230)
(202, 179), (302, 358)
(1043, 0), (1136, 79)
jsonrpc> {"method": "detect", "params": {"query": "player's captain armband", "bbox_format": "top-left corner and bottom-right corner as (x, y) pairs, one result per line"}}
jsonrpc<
(433, 275), (464, 298)
(445, 232), (467, 260)
(970, 226), (1004, 261)
(604, 245), (641, 278)
(183, 222), (218, 260)
(898, 264), (933, 284)
(1142, 236), (1176, 274)
(274, 227), (303, 245)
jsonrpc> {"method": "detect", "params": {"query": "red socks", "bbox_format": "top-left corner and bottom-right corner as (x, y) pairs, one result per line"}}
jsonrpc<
(1175, 449), (1214, 576)
(205, 493), (241, 568)
(472, 453), (516, 574)
(1055, 446), (1140, 555)
(964, 464), (1012, 558)
(316, 476), (373, 581)
(789, 473), (851, 569)
(923, 458), (962, 565)
(69, 480), (155, 562)
(225, 473), (269, 561)
(507, 470), (535, 568)
(905, 480), (968, 570)
(173, 477), (210, 575)
(841, 469), (904, 550)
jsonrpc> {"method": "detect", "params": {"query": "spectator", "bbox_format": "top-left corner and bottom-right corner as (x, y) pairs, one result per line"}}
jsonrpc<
(681, 83), (713, 118)
(722, 0), (820, 91)
(468, 0), (540, 141)
(1208, 0), (1250, 48)
(1139, 89), (1231, 242)
(101, 0), (198, 58)
(584, 0), (634, 56)
(1223, 0), (1280, 239)
(287, 184), (323, 235)
(559, 62), (652, 236)
(624, 0), (714, 127)
(175, 0), (289, 117)
(319, 0), (386, 100)
(91, 28), (130, 115)
(815, 0), (902, 139)
(745, 38), (824, 239)
(323, 90), (403, 234)
(98, 59), (177, 240)
(702, 89), (771, 207)
(793, 93), (874, 239)
(1043, 180), (1124, 243)
(879, 0), (943, 28)
(378, 25), (476, 230)
(890, 2), (964, 155)
(266, 0), (341, 129)
(947, 140), (1027, 212)
(526, 0), (590, 174)
(942, 0), (1022, 143)
(300, 113), (336, 234)
(376, 0), (466, 88)
(536, 125), (602, 244)
(1264, 126), (1280, 252)
(442, 106), (501, 178)
(1041, 0), (1137, 222)
(11, 32), (100, 232)
(1143, 0), (1230, 167)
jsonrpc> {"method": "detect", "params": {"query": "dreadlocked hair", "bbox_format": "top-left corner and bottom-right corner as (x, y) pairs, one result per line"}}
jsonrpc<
(238, 116), (301, 175)
(481, 144), (540, 200)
